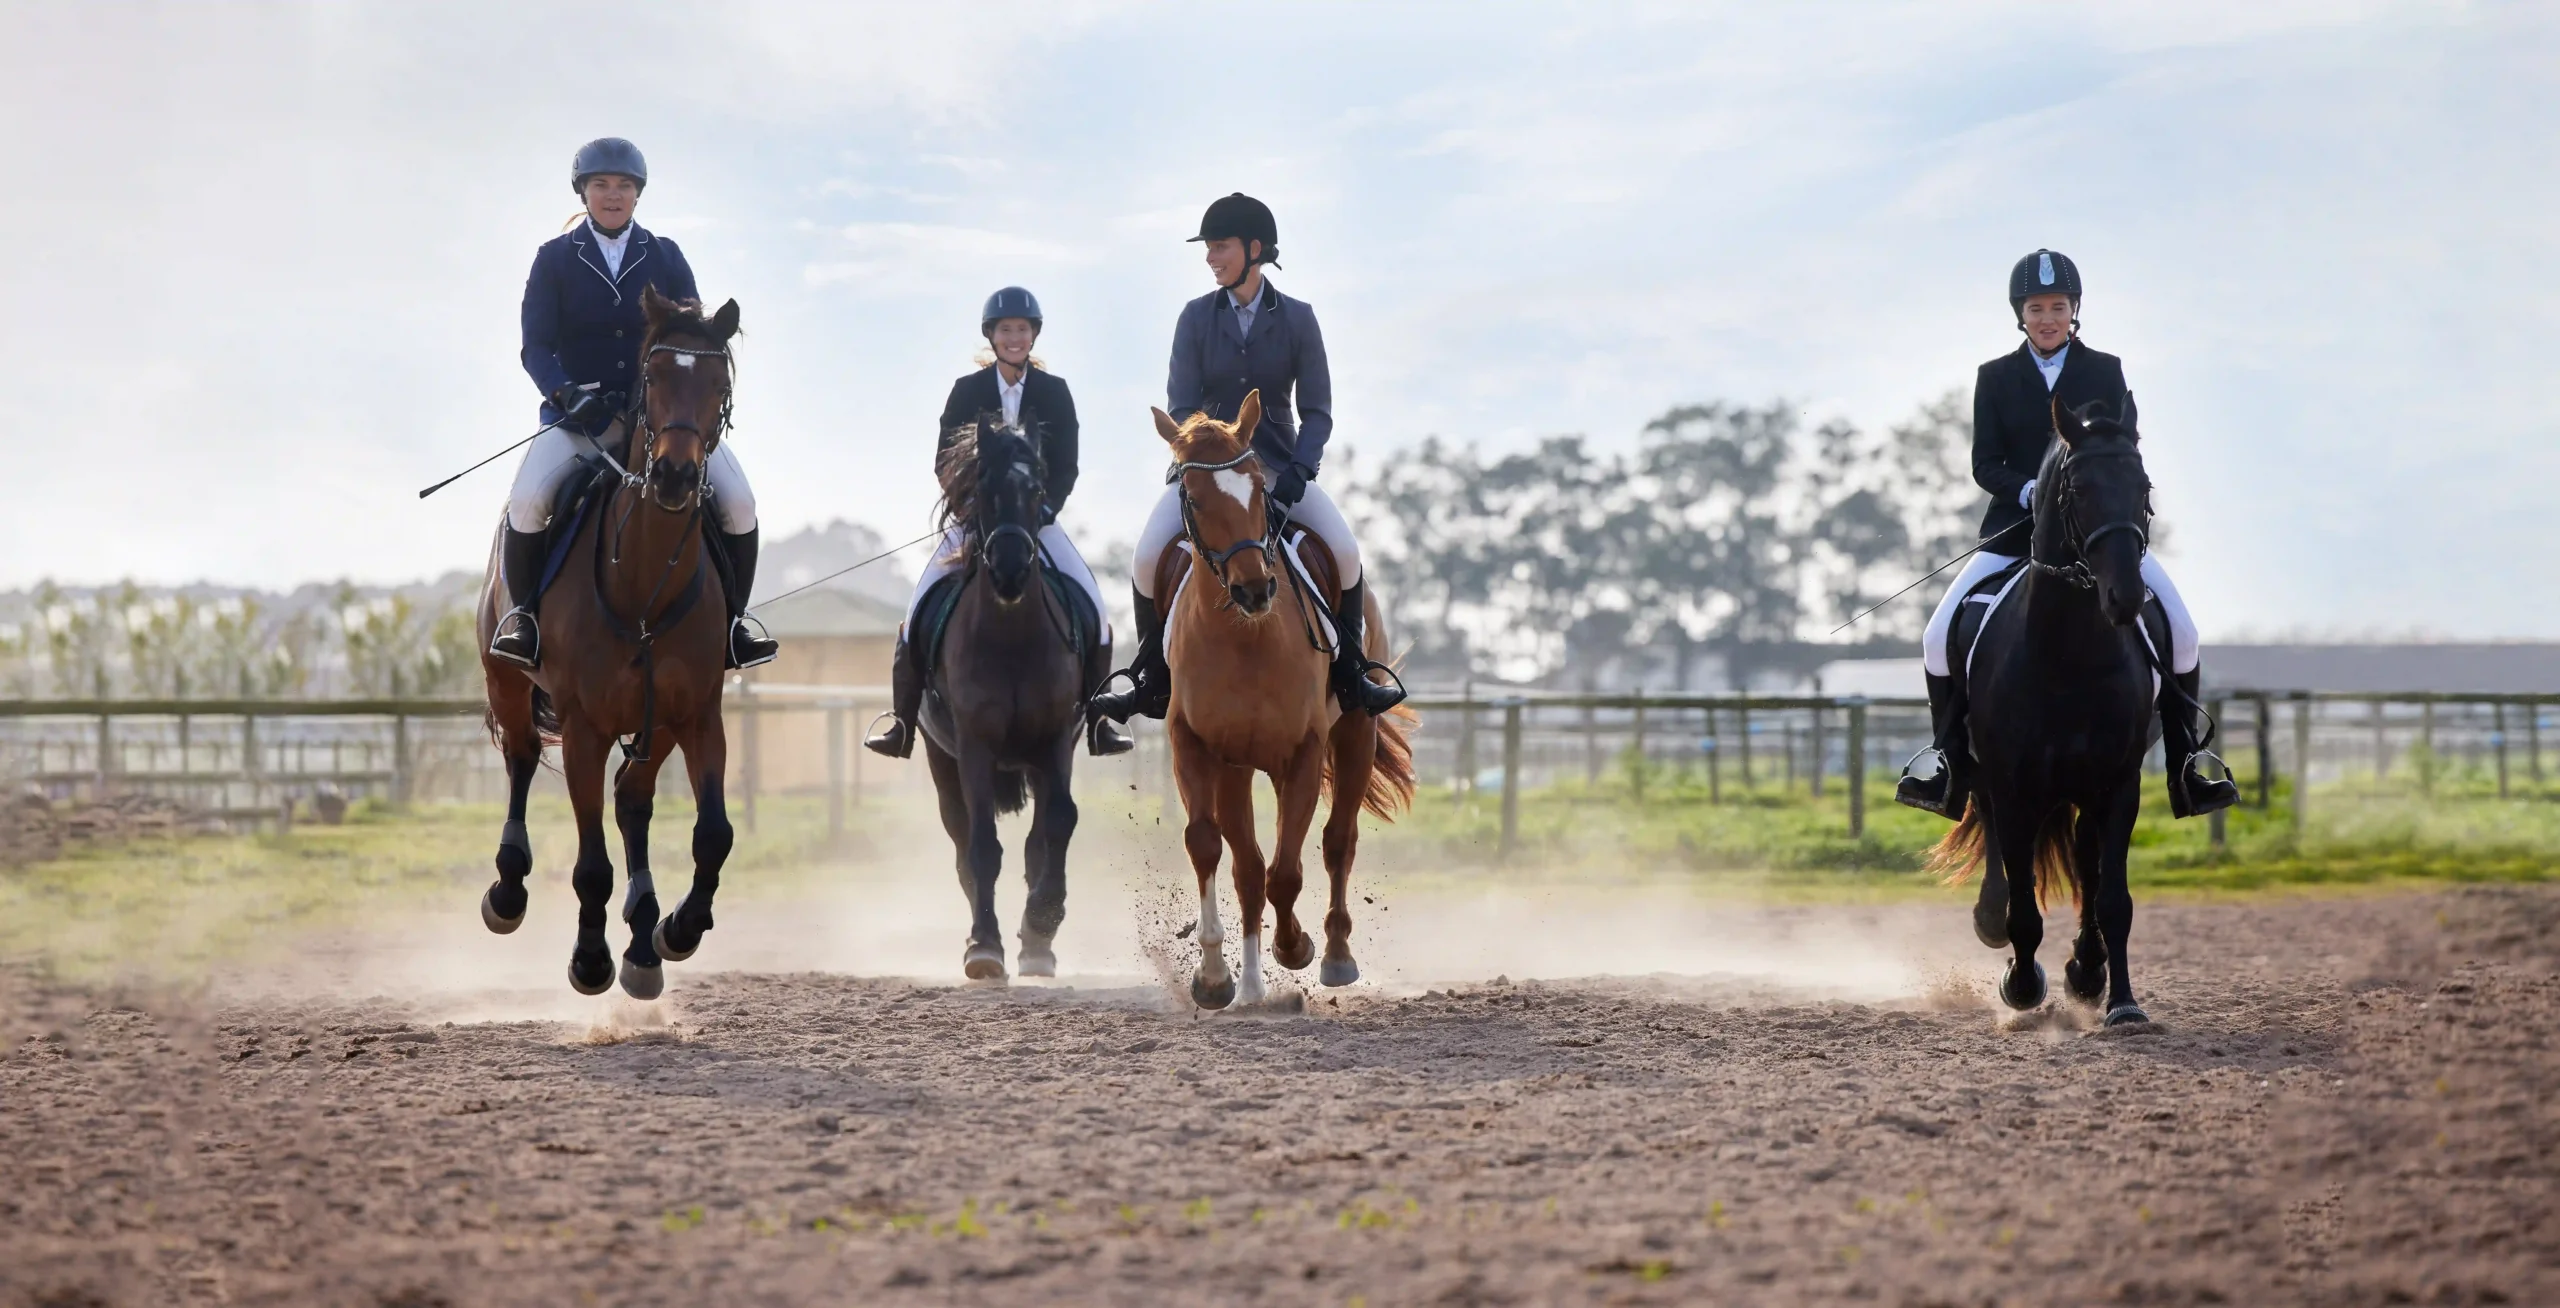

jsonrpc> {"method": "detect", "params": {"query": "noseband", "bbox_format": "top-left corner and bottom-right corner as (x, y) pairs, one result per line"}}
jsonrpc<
(1167, 447), (1277, 590)
(610, 341), (734, 511)
(2032, 446), (2151, 591)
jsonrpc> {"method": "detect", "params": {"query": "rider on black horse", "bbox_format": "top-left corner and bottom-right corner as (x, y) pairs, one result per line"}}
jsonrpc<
(865, 288), (1135, 760)
(1091, 192), (1407, 725)
(1897, 249), (2239, 822)
(493, 137), (777, 672)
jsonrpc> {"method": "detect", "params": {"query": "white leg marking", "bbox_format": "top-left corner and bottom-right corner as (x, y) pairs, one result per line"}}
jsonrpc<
(1212, 469), (1255, 512)
(1197, 880), (1228, 980)
(1239, 933), (1266, 1004)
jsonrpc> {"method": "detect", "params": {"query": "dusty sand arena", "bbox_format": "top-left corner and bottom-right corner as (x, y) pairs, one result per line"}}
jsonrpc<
(4, 867), (2556, 1305)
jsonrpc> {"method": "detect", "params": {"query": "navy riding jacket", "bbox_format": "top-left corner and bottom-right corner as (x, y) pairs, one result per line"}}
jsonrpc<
(1166, 281), (1334, 475)
(937, 364), (1081, 511)
(519, 221), (700, 424)
(1971, 339), (2132, 549)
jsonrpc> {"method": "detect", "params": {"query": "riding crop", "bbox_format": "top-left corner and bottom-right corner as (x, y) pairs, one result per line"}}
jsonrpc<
(1828, 518), (2028, 635)
(415, 421), (567, 500)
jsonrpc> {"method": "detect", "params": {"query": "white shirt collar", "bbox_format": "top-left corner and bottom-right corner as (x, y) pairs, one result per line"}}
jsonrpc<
(2032, 340), (2070, 391)
(996, 365), (1025, 427)
(590, 220), (633, 279)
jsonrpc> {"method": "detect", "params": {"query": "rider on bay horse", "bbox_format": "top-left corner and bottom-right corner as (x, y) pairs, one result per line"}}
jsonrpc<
(1091, 192), (1407, 724)
(865, 287), (1135, 759)
(492, 136), (777, 672)
(1897, 249), (2239, 822)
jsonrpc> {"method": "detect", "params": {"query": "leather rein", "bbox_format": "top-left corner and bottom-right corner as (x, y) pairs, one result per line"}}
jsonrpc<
(1166, 445), (1332, 653)
(2030, 445), (2151, 592)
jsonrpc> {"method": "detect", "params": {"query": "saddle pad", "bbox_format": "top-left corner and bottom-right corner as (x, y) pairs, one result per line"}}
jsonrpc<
(915, 559), (1096, 677)
(530, 459), (616, 599)
(1956, 559), (2167, 701)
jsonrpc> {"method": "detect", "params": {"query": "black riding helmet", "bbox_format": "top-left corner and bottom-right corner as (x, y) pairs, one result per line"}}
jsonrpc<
(1188, 193), (1281, 285)
(2008, 248), (2082, 325)
(980, 286), (1043, 335)
(571, 138), (649, 193)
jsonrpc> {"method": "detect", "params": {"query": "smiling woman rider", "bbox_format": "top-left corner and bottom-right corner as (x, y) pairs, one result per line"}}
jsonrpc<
(493, 137), (776, 672)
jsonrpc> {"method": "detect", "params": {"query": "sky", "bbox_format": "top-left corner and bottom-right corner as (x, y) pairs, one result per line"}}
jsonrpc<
(3, 1), (2553, 639)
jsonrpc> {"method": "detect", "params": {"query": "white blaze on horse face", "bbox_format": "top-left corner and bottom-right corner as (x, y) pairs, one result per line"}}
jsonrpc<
(672, 353), (695, 369)
(1212, 469), (1255, 513)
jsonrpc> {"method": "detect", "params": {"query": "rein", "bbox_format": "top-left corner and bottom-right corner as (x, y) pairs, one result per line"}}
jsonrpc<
(2030, 448), (2150, 592)
(1168, 448), (1280, 592)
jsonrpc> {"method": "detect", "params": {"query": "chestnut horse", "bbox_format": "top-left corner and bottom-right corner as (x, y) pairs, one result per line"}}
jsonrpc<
(477, 287), (741, 1000)
(1150, 394), (1415, 1010)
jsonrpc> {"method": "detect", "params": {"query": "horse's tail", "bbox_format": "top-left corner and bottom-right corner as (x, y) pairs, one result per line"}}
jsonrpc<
(530, 686), (563, 748)
(1350, 703), (1420, 820)
(1925, 799), (2081, 907)
(993, 766), (1028, 816)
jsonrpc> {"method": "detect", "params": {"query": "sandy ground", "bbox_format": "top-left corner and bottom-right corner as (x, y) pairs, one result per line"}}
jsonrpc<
(4, 848), (2557, 1305)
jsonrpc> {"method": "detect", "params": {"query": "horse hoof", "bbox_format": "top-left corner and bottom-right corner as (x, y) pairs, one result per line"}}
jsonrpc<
(2000, 960), (2047, 1011)
(1972, 902), (2009, 949)
(1192, 973), (1237, 1011)
(963, 941), (1008, 981)
(653, 900), (704, 963)
(2064, 957), (2107, 1004)
(567, 953), (614, 997)
(1017, 943), (1057, 978)
(2104, 1003), (2151, 1027)
(619, 959), (664, 1001)
(1273, 933), (1316, 972)
(1319, 956), (1361, 988)
(480, 883), (526, 935)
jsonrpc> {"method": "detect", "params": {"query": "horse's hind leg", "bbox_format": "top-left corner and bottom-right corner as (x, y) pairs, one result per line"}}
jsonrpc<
(653, 718), (733, 965)
(1995, 802), (2048, 1011)
(2090, 778), (2148, 1025)
(611, 741), (669, 1000)
(925, 741), (974, 913)
(1317, 714), (1378, 988)
(481, 668), (541, 934)
(1171, 719), (1235, 1010)
(1972, 797), (2010, 949)
(1018, 739), (1078, 978)
(2064, 798), (2113, 1006)
(560, 724), (617, 996)
(1215, 764), (1271, 1005)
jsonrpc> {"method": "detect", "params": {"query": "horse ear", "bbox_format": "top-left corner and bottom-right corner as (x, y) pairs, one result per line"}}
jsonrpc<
(1235, 390), (1263, 444)
(641, 283), (674, 328)
(708, 298), (741, 342)
(2118, 389), (2139, 436)
(1152, 407), (1183, 446)
(2051, 397), (2088, 447)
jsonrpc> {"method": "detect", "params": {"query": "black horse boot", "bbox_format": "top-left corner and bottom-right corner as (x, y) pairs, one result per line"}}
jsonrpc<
(1084, 630), (1134, 756)
(488, 526), (550, 669)
(720, 529), (780, 670)
(2163, 668), (2240, 818)
(1329, 581), (1407, 716)
(1895, 672), (1972, 819)
(864, 630), (921, 759)
(1090, 587), (1170, 722)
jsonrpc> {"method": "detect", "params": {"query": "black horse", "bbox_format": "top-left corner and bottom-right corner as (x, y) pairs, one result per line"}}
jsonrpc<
(1929, 399), (2173, 1026)
(918, 418), (1097, 981)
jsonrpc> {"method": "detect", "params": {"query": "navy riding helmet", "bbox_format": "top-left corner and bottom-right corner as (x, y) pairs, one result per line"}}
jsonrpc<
(2008, 248), (2081, 318)
(981, 286), (1043, 334)
(571, 137), (649, 193)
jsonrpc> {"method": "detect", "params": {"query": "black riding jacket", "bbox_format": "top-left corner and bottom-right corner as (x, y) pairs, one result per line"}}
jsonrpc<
(936, 364), (1080, 513)
(1971, 339), (2132, 548)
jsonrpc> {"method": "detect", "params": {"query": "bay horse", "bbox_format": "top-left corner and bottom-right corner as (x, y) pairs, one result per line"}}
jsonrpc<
(1928, 399), (2164, 1026)
(922, 417), (1097, 981)
(1150, 393), (1416, 1010)
(476, 286), (741, 1000)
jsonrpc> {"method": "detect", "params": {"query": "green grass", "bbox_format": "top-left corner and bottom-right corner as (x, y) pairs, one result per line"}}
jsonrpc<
(0, 794), (848, 983)
(1371, 753), (2560, 897)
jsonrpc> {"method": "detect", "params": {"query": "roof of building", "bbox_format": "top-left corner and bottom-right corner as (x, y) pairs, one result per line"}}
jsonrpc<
(754, 586), (903, 639)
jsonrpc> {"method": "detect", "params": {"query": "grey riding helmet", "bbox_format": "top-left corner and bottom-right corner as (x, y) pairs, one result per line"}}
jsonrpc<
(981, 286), (1043, 334)
(2008, 248), (2082, 319)
(571, 138), (648, 193)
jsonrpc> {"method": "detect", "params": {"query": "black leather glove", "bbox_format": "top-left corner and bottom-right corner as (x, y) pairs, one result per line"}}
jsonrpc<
(548, 385), (610, 432)
(1269, 461), (1313, 507)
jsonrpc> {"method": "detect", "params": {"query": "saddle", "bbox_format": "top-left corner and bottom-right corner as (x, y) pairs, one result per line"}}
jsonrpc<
(1156, 521), (1345, 658)
(913, 542), (1102, 756)
(520, 434), (745, 621)
(1949, 556), (2171, 705)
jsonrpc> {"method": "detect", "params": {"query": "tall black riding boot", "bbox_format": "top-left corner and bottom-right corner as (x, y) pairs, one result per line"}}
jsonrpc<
(1084, 632), (1134, 756)
(2163, 668), (2240, 818)
(1895, 672), (1972, 820)
(1089, 587), (1170, 722)
(488, 527), (550, 669)
(1328, 581), (1407, 716)
(720, 529), (779, 670)
(864, 630), (921, 759)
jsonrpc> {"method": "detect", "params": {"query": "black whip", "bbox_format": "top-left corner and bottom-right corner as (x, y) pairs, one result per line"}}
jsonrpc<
(1828, 518), (2028, 636)
(416, 422), (565, 499)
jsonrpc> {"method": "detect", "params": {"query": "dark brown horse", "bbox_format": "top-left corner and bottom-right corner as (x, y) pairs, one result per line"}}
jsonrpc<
(1150, 394), (1416, 1009)
(477, 286), (741, 999)
(922, 418), (1092, 981)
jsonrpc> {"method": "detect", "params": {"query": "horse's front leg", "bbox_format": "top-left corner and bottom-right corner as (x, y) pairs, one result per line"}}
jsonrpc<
(611, 743), (669, 1000)
(1264, 736), (1326, 981)
(956, 745), (1009, 982)
(560, 724), (618, 996)
(1017, 735), (1078, 979)
(1214, 764), (1270, 1005)
(2090, 776), (2148, 1025)
(1995, 800), (2049, 1011)
(652, 718), (732, 965)
(480, 668), (541, 935)
(2064, 793), (2115, 1006)
(1170, 718), (1234, 1010)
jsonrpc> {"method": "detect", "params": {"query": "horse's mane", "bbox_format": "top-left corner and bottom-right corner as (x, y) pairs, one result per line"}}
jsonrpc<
(1166, 410), (1252, 464)
(935, 419), (1046, 536)
(640, 297), (737, 354)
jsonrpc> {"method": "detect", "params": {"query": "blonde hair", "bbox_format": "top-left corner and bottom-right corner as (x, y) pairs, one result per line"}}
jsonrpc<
(973, 349), (1047, 371)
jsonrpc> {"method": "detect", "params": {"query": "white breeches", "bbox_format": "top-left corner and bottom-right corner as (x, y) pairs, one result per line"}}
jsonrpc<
(1923, 551), (2198, 677)
(1131, 480), (1361, 600)
(505, 421), (757, 535)
(906, 524), (1109, 641)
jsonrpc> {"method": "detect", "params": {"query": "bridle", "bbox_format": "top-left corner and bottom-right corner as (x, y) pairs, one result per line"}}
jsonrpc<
(2031, 443), (2152, 592)
(1166, 445), (1278, 592)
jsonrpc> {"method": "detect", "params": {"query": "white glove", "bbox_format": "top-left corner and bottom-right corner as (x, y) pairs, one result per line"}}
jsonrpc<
(2018, 480), (2037, 509)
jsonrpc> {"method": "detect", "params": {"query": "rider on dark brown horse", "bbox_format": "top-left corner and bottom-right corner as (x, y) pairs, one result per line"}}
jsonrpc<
(1091, 192), (1407, 726)
(866, 287), (1135, 759)
(1896, 249), (2239, 822)
(493, 137), (777, 673)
